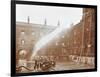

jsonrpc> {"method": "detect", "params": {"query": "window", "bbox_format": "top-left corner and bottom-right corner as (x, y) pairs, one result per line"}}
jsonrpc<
(88, 44), (91, 48)
(40, 33), (43, 36)
(62, 48), (66, 54)
(86, 28), (89, 31)
(74, 31), (76, 35)
(55, 42), (58, 46)
(62, 35), (64, 38)
(67, 42), (69, 45)
(62, 43), (65, 46)
(21, 39), (25, 45)
(74, 41), (76, 44)
(32, 32), (35, 35)
(19, 50), (26, 56)
(21, 31), (25, 35)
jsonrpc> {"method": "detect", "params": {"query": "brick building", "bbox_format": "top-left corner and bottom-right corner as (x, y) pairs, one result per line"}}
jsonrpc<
(82, 8), (96, 57)
(36, 8), (96, 64)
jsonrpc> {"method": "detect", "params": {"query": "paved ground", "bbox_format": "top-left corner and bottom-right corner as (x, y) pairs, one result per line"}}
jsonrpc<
(18, 61), (94, 73)
(53, 61), (94, 71)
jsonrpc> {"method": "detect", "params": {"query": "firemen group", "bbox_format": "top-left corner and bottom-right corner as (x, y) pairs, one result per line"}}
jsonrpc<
(16, 56), (56, 72)
(33, 57), (56, 72)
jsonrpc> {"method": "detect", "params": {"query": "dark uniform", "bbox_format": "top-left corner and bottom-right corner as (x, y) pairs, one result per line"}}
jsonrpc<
(34, 60), (39, 70)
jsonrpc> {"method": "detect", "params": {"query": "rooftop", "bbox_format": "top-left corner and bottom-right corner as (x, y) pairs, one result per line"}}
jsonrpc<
(16, 22), (57, 29)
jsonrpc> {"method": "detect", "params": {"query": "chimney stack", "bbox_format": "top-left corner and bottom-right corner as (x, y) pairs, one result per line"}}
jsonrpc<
(44, 18), (47, 25)
(27, 16), (30, 24)
(57, 20), (60, 26)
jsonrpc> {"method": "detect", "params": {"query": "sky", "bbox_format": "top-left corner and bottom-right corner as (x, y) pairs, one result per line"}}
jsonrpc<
(16, 4), (83, 28)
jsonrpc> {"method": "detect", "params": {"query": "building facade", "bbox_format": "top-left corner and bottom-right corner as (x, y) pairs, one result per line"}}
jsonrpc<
(16, 21), (56, 66)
